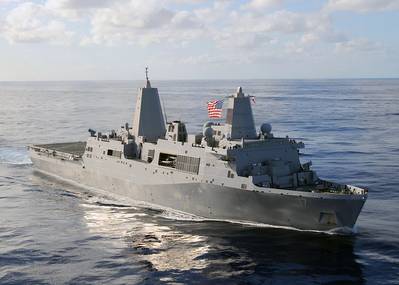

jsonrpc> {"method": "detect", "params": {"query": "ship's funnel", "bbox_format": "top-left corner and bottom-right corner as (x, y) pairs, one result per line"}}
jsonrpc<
(225, 87), (257, 139)
(132, 76), (166, 142)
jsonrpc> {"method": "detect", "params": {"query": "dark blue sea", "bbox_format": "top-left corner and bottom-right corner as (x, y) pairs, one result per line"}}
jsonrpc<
(1, 79), (399, 284)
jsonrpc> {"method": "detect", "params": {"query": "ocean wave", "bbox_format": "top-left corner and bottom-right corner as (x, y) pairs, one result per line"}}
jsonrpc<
(0, 147), (32, 165)
(156, 209), (207, 222)
(360, 251), (399, 265)
(85, 195), (137, 210)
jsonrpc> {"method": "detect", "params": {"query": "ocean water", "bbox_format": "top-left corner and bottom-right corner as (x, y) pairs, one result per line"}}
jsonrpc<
(1, 79), (399, 284)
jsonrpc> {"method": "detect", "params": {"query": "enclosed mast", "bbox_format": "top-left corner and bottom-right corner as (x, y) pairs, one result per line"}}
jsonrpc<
(132, 68), (166, 142)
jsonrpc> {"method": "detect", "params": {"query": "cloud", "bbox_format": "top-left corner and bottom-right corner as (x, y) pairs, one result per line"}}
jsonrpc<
(0, 0), (20, 4)
(335, 38), (383, 53)
(82, 0), (205, 46)
(326, 0), (399, 12)
(219, 9), (343, 53)
(44, 0), (124, 19)
(2, 2), (73, 44)
(245, 0), (283, 10)
(229, 10), (325, 36)
(75, 0), (361, 58)
(179, 54), (229, 65)
(47, 0), (116, 10)
(0, 0), (389, 67)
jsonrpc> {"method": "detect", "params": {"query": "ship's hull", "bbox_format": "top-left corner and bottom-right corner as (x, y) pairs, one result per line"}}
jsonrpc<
(30, 155), (366, 232)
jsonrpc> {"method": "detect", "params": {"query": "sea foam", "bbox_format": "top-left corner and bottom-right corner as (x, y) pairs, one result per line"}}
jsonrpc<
(0, 147), (32, 165)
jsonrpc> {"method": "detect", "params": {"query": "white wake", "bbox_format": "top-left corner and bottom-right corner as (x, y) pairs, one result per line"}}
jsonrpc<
(0, 147), (32, 165)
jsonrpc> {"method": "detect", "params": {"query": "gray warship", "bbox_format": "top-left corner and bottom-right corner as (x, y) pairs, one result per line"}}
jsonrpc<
(29, 74), (367, 231)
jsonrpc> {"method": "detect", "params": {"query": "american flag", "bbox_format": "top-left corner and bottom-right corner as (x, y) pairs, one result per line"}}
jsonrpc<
(207, 99), (224, 118)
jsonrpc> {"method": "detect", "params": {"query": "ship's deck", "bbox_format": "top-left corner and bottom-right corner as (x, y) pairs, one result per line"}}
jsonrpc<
(33, 142), (86, 157)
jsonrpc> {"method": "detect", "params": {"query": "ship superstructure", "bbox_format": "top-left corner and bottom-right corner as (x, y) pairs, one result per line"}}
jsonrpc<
(29, 75), (367, 231)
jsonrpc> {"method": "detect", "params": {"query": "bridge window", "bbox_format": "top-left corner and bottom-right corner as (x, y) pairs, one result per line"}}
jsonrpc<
(107, 149), (122, 158)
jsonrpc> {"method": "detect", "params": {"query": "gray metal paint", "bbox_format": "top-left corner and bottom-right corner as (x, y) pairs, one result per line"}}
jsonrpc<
(132, 80), (166, 142)
(30, 152), (365, 231)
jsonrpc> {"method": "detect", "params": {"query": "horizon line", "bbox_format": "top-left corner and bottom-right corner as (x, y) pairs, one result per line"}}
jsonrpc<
(1, 77), (399, 83)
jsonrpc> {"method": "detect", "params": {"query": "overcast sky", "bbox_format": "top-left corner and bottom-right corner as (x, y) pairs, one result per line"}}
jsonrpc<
(0, 0), (398, 80)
